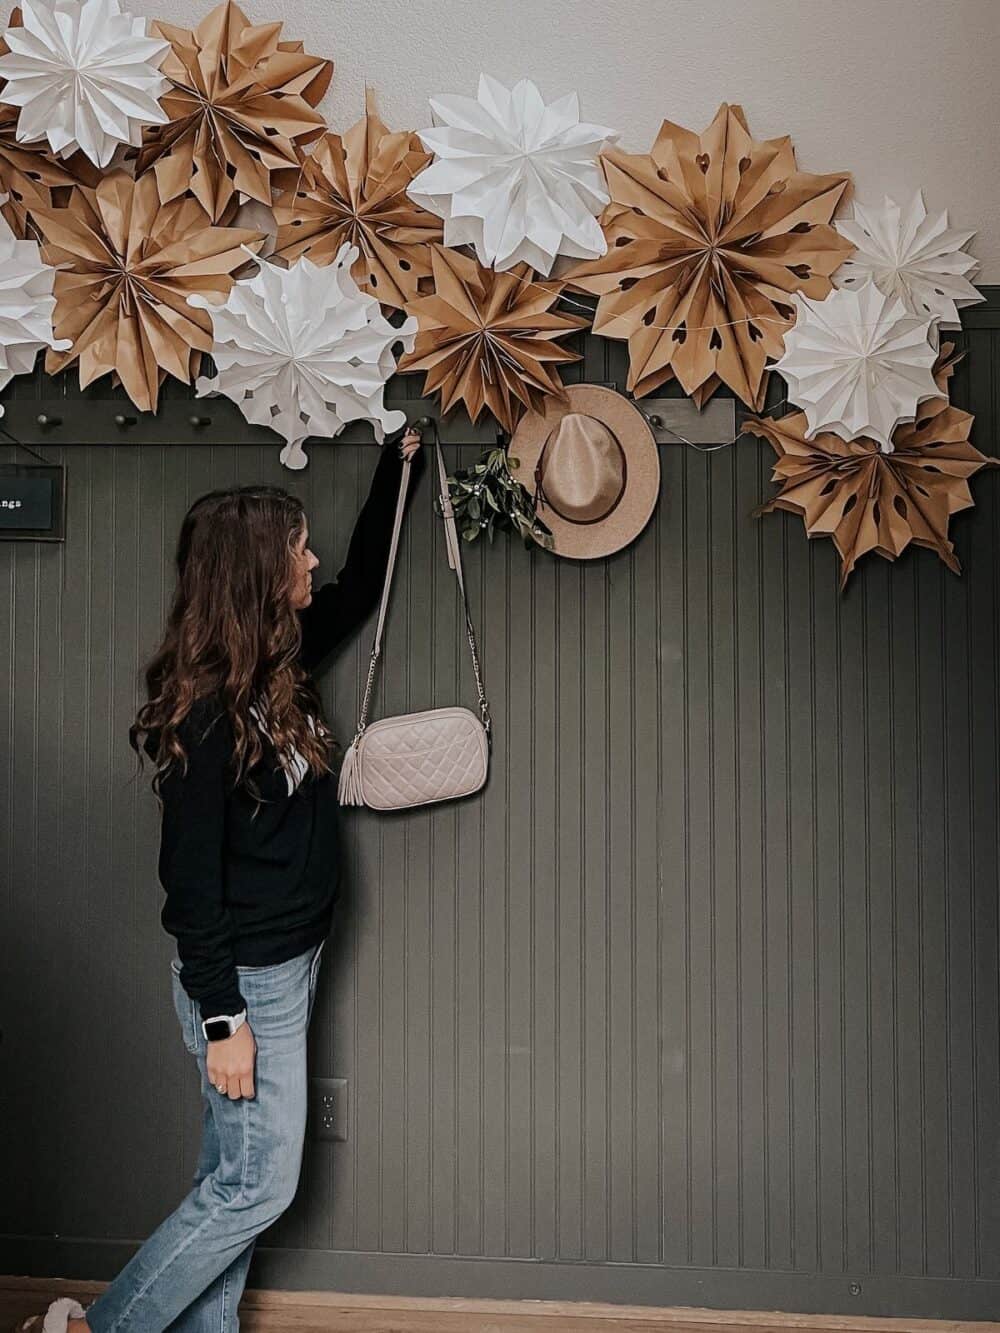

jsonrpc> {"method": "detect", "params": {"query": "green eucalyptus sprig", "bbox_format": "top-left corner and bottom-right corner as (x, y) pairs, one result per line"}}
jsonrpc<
(438, 443), (554, 550)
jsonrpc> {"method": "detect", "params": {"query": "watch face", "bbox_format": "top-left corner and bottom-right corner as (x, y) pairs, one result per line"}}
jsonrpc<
(204, 1018), (231, 1042)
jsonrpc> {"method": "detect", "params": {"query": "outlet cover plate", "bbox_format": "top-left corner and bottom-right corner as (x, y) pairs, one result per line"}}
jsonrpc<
(309, 1077), (348, 1142)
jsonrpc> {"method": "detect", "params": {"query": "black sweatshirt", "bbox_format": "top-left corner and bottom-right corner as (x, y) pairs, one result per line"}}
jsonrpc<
(148, 439), (426, 1021)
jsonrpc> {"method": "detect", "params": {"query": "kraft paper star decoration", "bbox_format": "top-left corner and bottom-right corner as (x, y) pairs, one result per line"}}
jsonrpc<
(32, 169), (264, 411)
(744, 345), (998, 589)
(0, 94), (91, 238)
(562, 102), (854, 410)
(272, 89), (442, 309)
(134, 0), (332, 224)
(397, 243), (587, 433)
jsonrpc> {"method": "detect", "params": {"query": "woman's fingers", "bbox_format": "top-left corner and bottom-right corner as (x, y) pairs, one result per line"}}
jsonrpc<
(218, 1070), (255, 1101)
(207, 1024), (257, 1101)
(399, 430), (422, 460)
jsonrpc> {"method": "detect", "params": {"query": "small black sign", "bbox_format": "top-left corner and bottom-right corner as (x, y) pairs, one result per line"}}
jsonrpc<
(0, 464), (65, 541)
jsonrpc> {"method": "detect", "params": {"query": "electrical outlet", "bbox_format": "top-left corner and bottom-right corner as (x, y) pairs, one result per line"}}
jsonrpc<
(309, 1077), (348, 1141)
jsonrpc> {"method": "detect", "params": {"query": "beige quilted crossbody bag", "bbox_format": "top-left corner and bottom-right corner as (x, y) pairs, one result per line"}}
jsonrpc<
(336, 436), (492, 811)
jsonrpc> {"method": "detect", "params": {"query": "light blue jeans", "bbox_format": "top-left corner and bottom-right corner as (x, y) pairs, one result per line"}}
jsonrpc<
(84, 939), (325, 1333)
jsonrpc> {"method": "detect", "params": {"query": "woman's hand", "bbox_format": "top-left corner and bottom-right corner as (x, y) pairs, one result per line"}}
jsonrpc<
(399, 427), (422, 461)
(207, 1022), (257, 1100)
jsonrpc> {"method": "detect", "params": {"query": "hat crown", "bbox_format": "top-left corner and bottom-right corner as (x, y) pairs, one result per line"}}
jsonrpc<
(538, 412), (626, 524)
(509, 383), (660, 559)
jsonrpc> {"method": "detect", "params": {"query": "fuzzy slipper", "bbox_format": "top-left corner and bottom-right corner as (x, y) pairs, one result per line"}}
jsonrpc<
(15, 1295), (87, 1332)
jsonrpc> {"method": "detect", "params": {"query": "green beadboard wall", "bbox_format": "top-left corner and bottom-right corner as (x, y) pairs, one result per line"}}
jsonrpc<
(1, 294), (999, 1322)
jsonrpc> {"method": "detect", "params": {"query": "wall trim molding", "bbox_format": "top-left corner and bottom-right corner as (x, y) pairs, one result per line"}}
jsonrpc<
(3, 1276), (999, 1333)
(3, 1240), (999, 1325)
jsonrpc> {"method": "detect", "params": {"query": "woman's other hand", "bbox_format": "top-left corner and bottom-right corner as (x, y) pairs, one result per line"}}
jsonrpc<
(207, 1022), (257, 1100)
(399, 427), (422, 461)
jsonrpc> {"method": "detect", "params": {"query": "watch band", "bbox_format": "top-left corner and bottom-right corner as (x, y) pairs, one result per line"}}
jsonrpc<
(201, 1008), (248, 1042)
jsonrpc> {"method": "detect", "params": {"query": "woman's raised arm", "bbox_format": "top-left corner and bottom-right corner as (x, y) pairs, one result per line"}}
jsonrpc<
(297, 431), (426, 675)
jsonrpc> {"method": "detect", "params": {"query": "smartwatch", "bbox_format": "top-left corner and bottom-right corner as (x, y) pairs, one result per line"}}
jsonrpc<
(201, 1008), (248, 1042)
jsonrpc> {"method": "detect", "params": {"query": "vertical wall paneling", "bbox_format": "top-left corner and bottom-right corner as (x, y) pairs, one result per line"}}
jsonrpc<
(2, 299), (1000, 1321)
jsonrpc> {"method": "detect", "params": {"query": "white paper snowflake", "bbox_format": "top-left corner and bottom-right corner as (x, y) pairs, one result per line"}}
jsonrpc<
(834, 191), (983, 330)
(407, 72), (617, 275)
(0, 201), (69, 398)
(0, 0), (169, 168)
(773, 283), (940, 453)
(189, 246), (417, 471)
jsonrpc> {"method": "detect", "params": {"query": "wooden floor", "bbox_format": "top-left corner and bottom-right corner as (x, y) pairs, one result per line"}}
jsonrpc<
(2, 1278), (999, 1333)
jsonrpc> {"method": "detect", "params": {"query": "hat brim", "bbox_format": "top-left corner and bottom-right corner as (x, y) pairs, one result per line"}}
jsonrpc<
(507, 385), (661, 559)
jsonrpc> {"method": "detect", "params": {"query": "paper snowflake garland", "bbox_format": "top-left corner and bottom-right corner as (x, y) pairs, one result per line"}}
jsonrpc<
(0, 199), (68, 394)
(834, 191), (984, 329)
(407, 73), (616, 276)
(773, 282), (940, 452)
(0, 0), (170, 168)
(189, 246), (417, 471)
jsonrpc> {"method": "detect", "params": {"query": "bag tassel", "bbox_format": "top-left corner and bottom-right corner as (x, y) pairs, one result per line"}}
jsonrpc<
(337, 735), (366, 806)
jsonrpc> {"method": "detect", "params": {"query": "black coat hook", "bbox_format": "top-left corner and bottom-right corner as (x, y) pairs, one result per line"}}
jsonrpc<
(188, 415), (211, 428)
(36, 413), (61, 428)
(114, 413), (137, 427)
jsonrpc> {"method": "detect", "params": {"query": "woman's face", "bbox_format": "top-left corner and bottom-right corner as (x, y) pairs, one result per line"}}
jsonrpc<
(289, 521), (320, 610)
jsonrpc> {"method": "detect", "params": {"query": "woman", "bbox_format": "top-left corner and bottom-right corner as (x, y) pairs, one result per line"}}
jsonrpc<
(21, 426), (425, 1333)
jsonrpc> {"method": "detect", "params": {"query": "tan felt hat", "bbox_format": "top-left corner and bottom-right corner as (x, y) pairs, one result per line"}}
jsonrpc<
(507, 385), (661, 560)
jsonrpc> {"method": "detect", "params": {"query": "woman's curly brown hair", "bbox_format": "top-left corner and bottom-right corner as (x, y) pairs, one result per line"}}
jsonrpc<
(129, 483), (335, 810)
